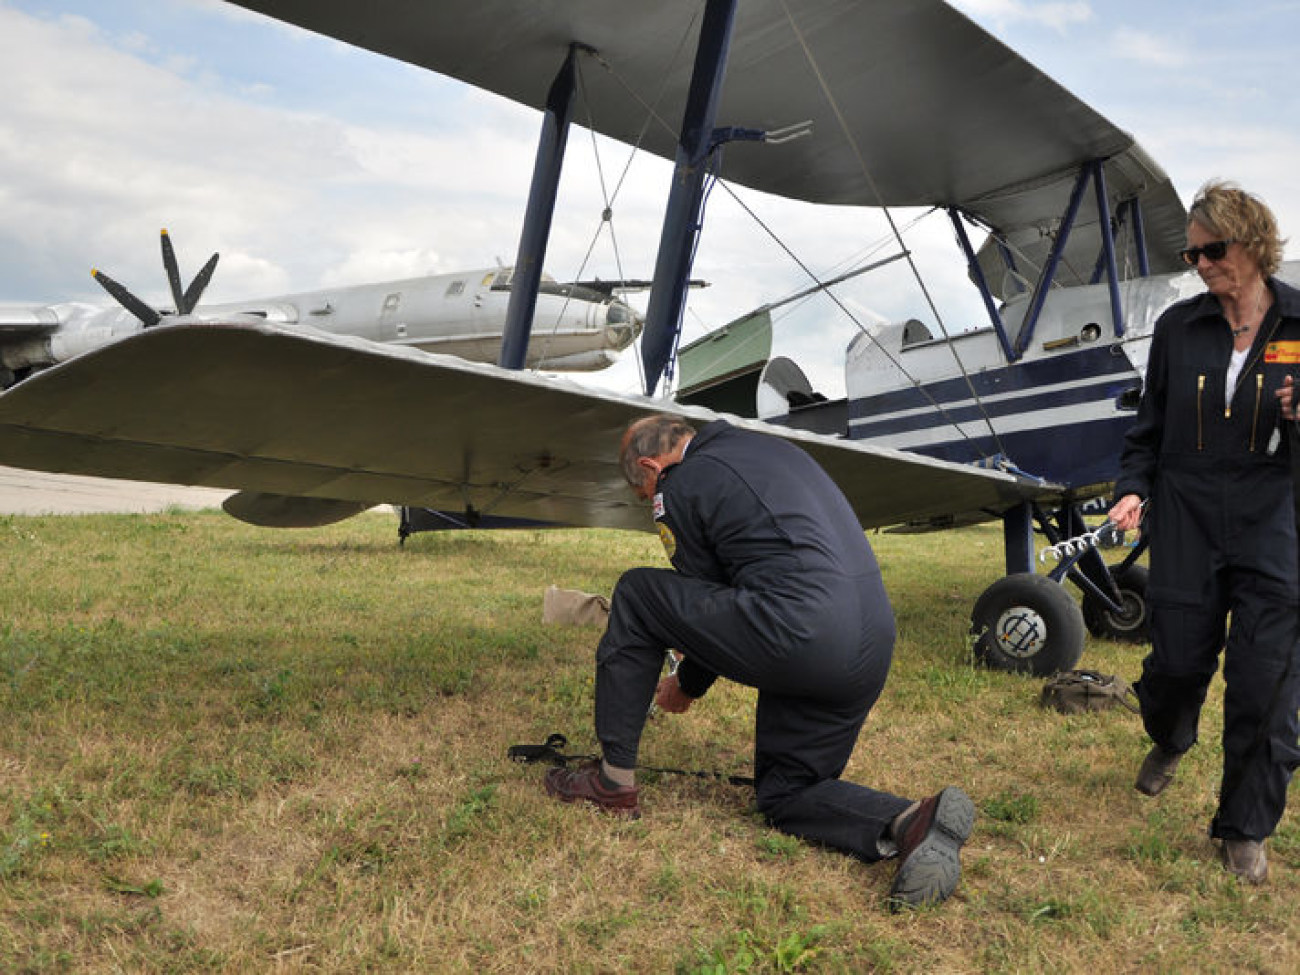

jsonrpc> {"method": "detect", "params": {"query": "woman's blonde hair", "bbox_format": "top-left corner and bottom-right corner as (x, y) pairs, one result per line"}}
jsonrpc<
(1188, 179), (1286, 277)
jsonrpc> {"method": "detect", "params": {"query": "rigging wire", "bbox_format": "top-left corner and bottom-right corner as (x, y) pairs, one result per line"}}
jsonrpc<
(585, 33), (1013, 427)
(670, 203), (927, 396)
(526, 32), (696, 391)
(775, 0), (1009, 459)
(713, 179), (1000, 454)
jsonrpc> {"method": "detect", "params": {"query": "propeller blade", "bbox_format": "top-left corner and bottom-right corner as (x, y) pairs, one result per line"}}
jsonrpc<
(181, 252), (220, 314)
(160, 228), (186, 314)
(91, 269), (162, 328)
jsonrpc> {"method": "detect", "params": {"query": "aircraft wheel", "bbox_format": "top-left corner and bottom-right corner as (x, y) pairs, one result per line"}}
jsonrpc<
(1081, 564), (1149, 644)
(970, 572), (1085, 676)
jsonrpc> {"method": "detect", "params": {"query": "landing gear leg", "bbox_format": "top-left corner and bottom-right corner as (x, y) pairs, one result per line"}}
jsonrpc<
(969, 502), (1086, 676)
(1038, 503), (1151, 644)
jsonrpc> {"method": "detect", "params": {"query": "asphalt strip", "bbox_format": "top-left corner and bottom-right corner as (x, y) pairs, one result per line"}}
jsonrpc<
(0, 466), (233, 515)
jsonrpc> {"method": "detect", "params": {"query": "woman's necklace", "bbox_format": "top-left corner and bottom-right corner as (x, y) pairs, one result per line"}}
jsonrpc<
(1229, 288), (1268, 337)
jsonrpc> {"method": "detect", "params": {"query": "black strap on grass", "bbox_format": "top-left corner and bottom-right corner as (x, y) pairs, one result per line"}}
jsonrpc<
(508, 732), (754, 788)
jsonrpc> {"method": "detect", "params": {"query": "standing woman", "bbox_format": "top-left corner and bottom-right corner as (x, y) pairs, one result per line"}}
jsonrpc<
(1109, 180), (1300, 884)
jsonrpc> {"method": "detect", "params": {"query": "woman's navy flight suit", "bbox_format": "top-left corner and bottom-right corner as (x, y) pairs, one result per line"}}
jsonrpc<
(594, 419), (909, 860)
(1114, 279), (1300, 842)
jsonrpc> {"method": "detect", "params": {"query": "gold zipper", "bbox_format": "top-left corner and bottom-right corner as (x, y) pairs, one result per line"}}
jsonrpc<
(1249, 373), (1263, 451)
(1197, 374), (1205, 450)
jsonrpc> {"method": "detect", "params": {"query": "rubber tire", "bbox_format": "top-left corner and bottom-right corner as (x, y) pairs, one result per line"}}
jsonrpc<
(970, 572), (1086, 676)
(1081, 564), (1150, 644)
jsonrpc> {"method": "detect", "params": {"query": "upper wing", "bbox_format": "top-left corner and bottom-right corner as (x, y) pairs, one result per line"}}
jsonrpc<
(0, 320), (1058, 531)
(225, 0), (1187, 296)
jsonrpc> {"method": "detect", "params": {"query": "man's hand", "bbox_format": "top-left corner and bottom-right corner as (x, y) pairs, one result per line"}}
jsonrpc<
(654, 672), (695, 714)
(1277, 375), (1296, 421)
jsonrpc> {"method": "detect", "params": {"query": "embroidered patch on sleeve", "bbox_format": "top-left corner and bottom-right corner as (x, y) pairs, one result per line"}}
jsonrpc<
(652, 492), (664, 519)
(1264, 341), (1300, 364)
(657, 522), (677, 560)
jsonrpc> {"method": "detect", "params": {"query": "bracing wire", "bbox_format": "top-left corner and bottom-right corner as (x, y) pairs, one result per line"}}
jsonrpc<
(713, 180), (1003, 453)
(587, 41), (1014, 432)
(775, 0), (1009, 459)
(672, 198), (926, 397)
(527, 29), (697, 391)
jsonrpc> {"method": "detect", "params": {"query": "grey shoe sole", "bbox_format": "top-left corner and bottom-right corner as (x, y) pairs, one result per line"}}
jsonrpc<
(888, 786), (976, 910)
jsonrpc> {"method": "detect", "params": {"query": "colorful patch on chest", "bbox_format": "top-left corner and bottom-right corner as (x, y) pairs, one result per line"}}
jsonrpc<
(1264, 341), (1300, 364)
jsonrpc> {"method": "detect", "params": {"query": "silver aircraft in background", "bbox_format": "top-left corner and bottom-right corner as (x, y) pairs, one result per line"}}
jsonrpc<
(0, 229), (644, 388)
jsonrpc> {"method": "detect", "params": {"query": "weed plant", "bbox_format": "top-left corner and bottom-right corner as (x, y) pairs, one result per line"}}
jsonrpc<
(0, 510), (1296, 972)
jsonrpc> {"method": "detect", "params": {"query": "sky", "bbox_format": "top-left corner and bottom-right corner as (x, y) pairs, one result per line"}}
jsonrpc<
(2, 0), (1298, 398)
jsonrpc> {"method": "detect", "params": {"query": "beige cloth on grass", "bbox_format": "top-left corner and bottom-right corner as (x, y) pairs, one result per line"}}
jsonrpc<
(542, 585), (611, 627)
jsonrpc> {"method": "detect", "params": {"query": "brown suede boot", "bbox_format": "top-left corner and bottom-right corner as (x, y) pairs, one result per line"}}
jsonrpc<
(1134, 745), (1181, 797)
(888, 786), (975, 911)
(1221, 839), (1268, 885)
(544, 760), (641, 818)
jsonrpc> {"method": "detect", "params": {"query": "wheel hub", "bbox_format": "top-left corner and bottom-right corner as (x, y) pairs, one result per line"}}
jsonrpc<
(992, 605), (1048, 659)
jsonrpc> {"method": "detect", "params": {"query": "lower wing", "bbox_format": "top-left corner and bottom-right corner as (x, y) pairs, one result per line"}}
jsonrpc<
(0, 320), (1060, 531)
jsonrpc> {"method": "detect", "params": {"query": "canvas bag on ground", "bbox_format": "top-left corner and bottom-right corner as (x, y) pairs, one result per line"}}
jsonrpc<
(1040, 669), (1139, 715)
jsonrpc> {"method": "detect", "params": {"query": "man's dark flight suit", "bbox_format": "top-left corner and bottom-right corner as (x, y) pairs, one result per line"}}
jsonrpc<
(595, 419), (909, 860)
(1115, 278), (1300, 842)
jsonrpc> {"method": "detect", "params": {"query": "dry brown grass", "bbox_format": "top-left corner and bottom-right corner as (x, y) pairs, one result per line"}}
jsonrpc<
(0, 510), (1297, 973)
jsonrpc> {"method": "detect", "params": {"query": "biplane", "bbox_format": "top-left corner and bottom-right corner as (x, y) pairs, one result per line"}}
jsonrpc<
(4, 0), (1294, 676)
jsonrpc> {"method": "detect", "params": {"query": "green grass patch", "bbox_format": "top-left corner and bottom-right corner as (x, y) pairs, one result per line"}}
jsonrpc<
(0, 511), (1295, 972)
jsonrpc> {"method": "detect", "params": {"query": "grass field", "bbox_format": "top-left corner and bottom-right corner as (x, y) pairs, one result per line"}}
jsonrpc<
(1, 508), (1296, 973)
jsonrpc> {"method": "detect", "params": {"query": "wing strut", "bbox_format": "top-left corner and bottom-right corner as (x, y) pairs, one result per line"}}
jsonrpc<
(1089, 159), (1127, 341)
(957, 160), (1143, 364)
(640, 0), (738, 397)
(1127, 197), (1151, 276)
(498, 45), (582, 371)
(949, 208), (1016, 362)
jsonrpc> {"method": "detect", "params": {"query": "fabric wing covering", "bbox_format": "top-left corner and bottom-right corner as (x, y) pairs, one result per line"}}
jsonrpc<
(226, 0), (1188, 298)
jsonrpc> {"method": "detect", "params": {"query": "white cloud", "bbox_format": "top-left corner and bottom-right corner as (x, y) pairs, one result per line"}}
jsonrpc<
(1109, 27), (1187, 69)
(950, 0), (1093, 33)
(3, 0), (1299, 352)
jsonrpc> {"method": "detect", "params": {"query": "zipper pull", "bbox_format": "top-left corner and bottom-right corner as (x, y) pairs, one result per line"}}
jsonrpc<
(1197, 374), (1206, 450)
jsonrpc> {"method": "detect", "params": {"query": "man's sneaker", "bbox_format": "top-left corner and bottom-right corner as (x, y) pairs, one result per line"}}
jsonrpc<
(1135, 745), (1181, 797)
(888, 786), (975, 911)
(544, 760), (641, 818)
(1222, 839), (1268, 885)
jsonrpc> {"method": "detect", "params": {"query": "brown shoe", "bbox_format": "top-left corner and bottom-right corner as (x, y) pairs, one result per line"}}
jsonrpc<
(888, 786), (975, 911)
(1135, 745), (1181, 797)
(544, 760), (641, 818)
(1221, 839), (1268, 885)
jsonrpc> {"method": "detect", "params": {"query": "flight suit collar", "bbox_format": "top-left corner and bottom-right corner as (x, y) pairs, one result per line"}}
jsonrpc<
(1183, 277), (1300, 324)
(654, 419), (728, 490)
(1271, 277), (1300, 318)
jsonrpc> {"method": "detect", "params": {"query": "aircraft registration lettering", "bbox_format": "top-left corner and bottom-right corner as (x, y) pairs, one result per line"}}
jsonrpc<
(1265, 341), (1300, 363)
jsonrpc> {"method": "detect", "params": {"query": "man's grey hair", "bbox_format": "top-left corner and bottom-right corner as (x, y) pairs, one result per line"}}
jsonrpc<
(620, 415), (696, 486)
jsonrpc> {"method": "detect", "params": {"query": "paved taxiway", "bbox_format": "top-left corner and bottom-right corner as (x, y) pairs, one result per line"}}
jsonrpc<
(0, 466), (232, 515)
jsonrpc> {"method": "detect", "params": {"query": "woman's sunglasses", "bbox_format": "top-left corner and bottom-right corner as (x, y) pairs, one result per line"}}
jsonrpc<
(1179, 240), (1234, 266)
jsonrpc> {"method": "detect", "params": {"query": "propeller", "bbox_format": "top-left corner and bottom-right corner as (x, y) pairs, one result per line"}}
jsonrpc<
(92, 229), (220, 327)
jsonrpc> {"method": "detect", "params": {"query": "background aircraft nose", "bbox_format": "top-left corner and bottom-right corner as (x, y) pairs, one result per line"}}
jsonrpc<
(603, 300), (642, 350)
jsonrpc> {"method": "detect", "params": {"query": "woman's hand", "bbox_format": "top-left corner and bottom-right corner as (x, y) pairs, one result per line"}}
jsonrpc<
(1108, 493), (1145, 533)
(1277, 375), (1296, 421)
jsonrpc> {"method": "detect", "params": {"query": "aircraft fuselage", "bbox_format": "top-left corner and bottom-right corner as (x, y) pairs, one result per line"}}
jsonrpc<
(767, 260), (1300, 502)
(0, 266), (642, 386)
